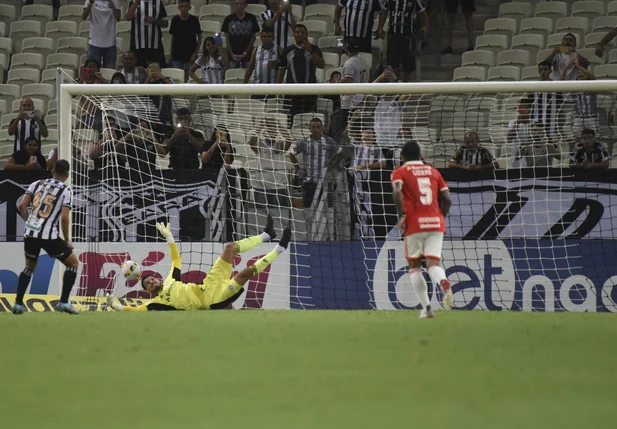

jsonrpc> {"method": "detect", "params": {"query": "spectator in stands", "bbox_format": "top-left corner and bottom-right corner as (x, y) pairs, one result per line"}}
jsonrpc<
(323, 70), (342, 113)
(372, 69), (407, 148)
(339, 37), (367, 115)
(507, 97), (532, 168)
(278, 24), (325, 117)
(249, 117), (293, 209)
(388, 128), (415, 168)
(90, 116), (124, 176)
(560, 57), (598, 139)
(4, 136), (47, 171)
(163, 108), (204, 170)
(545, 33), (589, 81)
(448, 131), (498, 170)
(537, 60), (552, 81)
(335, 0), (383, 54)
(441, 0), (474, 55)
(377, 0), (429, 82)
(223, 0), (260, 69)
(261, 0), (296, 49)
(170, 0), (203, 75)
(244, 26), (282, 91)
(144, 60), (173, 126)
(117, 119), (166, 175)
(8, 98), (49, 153)
(289, 118), (341, 209)
(595, 28), (617, 58)
(329, 70), (341, 83)
(83, 0), (121, 69)
(110, 72), (127, 84)
(527, 68), (564, 141)
(351, 129), (386, 172)
(118, 51), (147, 84)
(515, 122), (560, 168)
(201, 127), (235, 169)
(189, 37), (227, 84)
(570, 128), (610, 169)
(127, 0), (168, 67)
(80, 58), (107, 84)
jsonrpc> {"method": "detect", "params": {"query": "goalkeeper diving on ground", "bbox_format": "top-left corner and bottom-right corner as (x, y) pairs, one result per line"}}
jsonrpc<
(106, 215), (290, 311)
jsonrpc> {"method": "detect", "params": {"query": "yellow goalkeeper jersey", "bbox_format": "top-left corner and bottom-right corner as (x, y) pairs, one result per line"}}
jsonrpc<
(124, 243), (203, 311)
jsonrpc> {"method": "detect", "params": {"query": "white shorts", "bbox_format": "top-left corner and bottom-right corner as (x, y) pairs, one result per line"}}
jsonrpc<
(404, 232), (444, 260)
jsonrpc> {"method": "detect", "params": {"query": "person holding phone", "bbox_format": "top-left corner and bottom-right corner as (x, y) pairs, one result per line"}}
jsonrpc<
(8, 98), (49, 153)
(201, 126), (235, 169)
(544, 33), (589, 81)
(163, 108), (204, 170)
(4, 136), (47, 171)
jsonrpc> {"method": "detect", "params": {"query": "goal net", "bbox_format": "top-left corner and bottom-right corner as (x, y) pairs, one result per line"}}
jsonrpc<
(60, 80), (617, 312)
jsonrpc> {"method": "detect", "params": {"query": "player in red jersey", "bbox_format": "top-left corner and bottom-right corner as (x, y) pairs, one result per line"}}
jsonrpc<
(391, 141), (453, 318)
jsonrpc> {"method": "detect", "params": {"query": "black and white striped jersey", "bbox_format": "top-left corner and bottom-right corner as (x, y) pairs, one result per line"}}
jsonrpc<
(129, 0), (168, 51)
(381, 0), (425, 36)
(260, 9), (292, 48)
(23, 178), (73, 240)
(253, 44), (279, 84)
(339, 0), (382, 39)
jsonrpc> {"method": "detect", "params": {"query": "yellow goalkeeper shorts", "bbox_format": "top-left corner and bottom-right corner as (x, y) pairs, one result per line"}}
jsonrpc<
(198, 258), (242, 309)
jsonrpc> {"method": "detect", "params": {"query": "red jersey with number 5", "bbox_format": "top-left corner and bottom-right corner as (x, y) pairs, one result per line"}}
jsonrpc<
(391, 160), (448, 235)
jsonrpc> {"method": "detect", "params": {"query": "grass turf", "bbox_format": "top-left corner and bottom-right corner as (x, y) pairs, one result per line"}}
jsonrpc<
(0, 311), (616, 428)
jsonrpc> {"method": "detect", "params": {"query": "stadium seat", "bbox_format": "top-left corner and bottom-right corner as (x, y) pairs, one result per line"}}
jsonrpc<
(0, 114), (13, 130)
(0, 37), (12, 59)
(10, 20), (43, 53)
(0, 99), (7, 116)
(461, 50), (495, 69)
(41, 68), (74, 85)
(608, 49), (617, 64)
(318, 36), (343, 55)
(21, 37), (54, 57)
(592, 17), (617, 34)
(199, 4), (230, 25)
(116, 20), (131, 38)
(0, 84), (21, 108)
(11, 97), (45, 114)
(547, 32), (580, 49)
(11, 53), (44, 71)
(535, 48), (552, 64)
(571, 2), (605, 21)
(0, 22), (5, 38)
(519, 17), (554, 39)
(45, 21), (79, 43)
(200, 20), (222, 36)
(315, 68), (325, 83)
(453, 111), (487, 128)
(246, 4), (266, 17)
(510, 34), (545, 59)
(47, 98), (57, 115)
(475, 34), (509, 55)
(99, 68), (116, 81)
(162, 68), (185, 83)
(594, 64), (617, 79)
(291, 5), (304, 23)
(609, 1), (617, 16)
(57, 5), (84, 25)
(20, 5), (54, 27)
(223, 68), (244, 83)
(586, 32), (613, 49)
(323, 52), (340, 70)
(46, 53), (80, 73)
(453, 66), (486, 82)
(534, 1), (567, 21)
(577, 48), (605, 67)
(483, 18), (517, 38)
(79, 21), (90, 38)
(304, 5), (335, 34)
(56, 37), (89, 57)
(0, 53), (6, 78)
(498, 2), (532, 28)
(497, 49), (531, 68)
(555, 17), (589, 43)
(45, 113), (57, 129)
(299, 20), (328, 40)
(7, 69), (40, 87)
(521, 65), (538, 80)
(487, 66), (520, 81)
(0, 5), (16, 30)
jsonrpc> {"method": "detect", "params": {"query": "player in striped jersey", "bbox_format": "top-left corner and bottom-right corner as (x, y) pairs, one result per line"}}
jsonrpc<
(12, 160), (80, 315)
(244, 26), (282, 87)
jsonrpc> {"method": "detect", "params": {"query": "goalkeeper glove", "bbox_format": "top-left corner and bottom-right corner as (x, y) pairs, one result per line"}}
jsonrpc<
(106, 293), (124, 312)
(156, 222), (174, 243)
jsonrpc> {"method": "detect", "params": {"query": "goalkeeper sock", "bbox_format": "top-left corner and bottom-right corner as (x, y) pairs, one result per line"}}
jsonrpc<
(410, 268), (430, 309)
(428, 266), (449, 290)
(250, 248), (280, 276)
(236, 235), (268, 253)
(15, 268), (33, 305)
(60, 266), (78, 303)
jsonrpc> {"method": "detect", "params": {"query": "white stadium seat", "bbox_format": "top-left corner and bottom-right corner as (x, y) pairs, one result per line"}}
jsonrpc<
(487, 66), (520, 81)
(483, 18), (517, 38)
(57, 5), (85, 25)
(7, 68), (41, 87)
(534, 1), (568, 21)
(56, 36), (89, 57)
(592, 17), (617, 34)
(45, 21), (79, 43)
(0, 37), (12, 59)
(576, 48), (605, 67)
(46, 53), (80, 73)
(475, 34), (509, 55)
(21, 37), (54, 57)
(519, 17), (553, 38)
(555, 17), (589, 43)
(461, 50), (495, 69)
(521, 65), (539, 80)
(594, 64), (617, 79)
(510, 34), (545, 59)
(571, 2), (605, 21)
(10, 53), (44, 71)
(21, 83), (55, 105)
(0, 5), (16, 30)
(0, 84), (21, 108)
(497, 49), (532, 68)
(20, 5), (54, 27)
(609, 1), (617, 16)
(453, 66), (486, 82)
(10, 20), (42, 53)
(162, 68), (185, 83)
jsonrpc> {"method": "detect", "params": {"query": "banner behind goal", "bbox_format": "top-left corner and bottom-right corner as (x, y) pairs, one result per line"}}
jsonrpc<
(60, 81), (617, 312)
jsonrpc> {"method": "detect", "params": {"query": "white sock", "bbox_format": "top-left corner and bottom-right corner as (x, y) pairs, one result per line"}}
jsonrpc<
(260, 232), (271, 242)
(428, 265), (447, 287)
(274, 244), (285, 255)
(410, 270), (430, 309)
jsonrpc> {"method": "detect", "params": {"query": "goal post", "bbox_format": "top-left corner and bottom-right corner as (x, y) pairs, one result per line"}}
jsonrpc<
(58, 79), (617, 312)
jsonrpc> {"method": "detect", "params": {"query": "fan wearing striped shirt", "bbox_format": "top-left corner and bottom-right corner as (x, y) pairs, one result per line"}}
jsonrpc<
(127, 0), (169, 68)
(260, 0), (296, 49)
(559, 56), (599, 139)
(244, 26), (283, 90)
(189, 37), (228, 84)
(12, 160), (80, 315)
(448, 131), (498, 170)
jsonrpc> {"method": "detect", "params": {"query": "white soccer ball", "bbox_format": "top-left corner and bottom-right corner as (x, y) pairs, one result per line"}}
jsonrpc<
(121, 260), (141, 281)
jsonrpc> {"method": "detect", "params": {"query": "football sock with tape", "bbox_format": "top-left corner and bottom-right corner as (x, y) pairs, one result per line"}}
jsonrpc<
(236, 235), (264, 253)
(410, 268), (431, 309)
(15, 268), (34, 305)
(428, 266), (448, 290)
(60, 266), (78, 303)
(250, 248), (280, 276)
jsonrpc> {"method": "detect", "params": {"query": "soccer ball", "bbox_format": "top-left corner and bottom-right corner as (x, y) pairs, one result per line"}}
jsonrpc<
(121, 260), (141, 281)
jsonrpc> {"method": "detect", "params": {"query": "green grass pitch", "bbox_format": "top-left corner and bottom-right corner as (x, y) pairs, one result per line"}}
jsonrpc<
(1, 311), (616, 428)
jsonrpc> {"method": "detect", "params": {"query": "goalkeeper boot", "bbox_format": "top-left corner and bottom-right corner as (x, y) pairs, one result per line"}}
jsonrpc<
(279, 227), (292, 249)
(12, 303), (26, 315)
(441, 279), (453, 311)
(420, 305), (435, 319)
(264, 214), (276, 241)
(55, 302), (80, 315)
